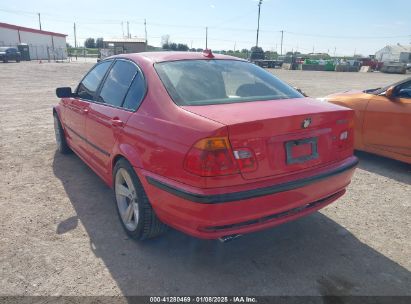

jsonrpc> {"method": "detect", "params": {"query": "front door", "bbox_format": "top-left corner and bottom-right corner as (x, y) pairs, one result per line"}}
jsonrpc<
(65, 60), (112, 155)
(363, 80), (411, 158)
(85, 59), (139, 174)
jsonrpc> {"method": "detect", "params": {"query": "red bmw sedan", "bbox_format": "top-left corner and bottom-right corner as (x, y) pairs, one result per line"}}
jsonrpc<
(53, 51), (358, 241)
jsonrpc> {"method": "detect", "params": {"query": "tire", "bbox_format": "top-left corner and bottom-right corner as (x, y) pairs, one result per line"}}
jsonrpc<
(3, 59), (7, 63)
(113, 159), (168, 240)
(16, 59), (20, 63)
(53, 113), (71, 154)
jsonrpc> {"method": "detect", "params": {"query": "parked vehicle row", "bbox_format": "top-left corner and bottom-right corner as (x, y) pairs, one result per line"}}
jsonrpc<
(54, 50), (358, 241)
(0, 47), (21, 63)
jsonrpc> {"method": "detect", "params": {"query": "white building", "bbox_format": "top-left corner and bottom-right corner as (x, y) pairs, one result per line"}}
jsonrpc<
(0, 22), (68, 60)
(375, 44), (411, 63)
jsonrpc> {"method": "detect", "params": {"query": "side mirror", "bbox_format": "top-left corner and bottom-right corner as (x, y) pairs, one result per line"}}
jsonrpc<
(56, 87), (73, 98)
(385, 86), (395, 98)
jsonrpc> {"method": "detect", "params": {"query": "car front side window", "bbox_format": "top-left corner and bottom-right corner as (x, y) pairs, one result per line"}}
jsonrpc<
(77, 61), (112, 100)
(396, 81), (411, 99)
(97, 60), (138, 107)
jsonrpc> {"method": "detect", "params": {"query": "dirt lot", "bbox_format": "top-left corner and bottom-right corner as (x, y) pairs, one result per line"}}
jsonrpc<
(0, 61), (410, 296)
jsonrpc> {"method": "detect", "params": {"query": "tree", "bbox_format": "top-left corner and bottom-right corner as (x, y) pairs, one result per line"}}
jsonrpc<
(162, 42), (177, 50)
(66, 42), (72, 49)
(264, 51), (278, 60)
(96, 38), (104, 48)
(251, 46), (264, 53)
(84, 38), (95, 48)
(250, 46), (264, 60)
(177, 43), (189, 51)
(162, 42), (188, 51)
(161, 35), (170, 46)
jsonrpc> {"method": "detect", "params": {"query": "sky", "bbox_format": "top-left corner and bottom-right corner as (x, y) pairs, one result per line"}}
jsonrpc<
(1, 0), (411, 56)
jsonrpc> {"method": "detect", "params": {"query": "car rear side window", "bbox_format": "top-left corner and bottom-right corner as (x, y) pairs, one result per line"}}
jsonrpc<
(77, 61), (112, 100)
(98, 60), (138, 107)
(154, 59), (303, 106)
(122, 71), (146, 110)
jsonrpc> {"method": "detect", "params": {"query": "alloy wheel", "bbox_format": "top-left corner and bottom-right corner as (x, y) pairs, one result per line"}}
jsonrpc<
(115, 168), (139, 231)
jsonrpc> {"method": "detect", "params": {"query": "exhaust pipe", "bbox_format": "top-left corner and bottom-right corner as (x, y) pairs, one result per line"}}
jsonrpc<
(218, 234), (242, 243)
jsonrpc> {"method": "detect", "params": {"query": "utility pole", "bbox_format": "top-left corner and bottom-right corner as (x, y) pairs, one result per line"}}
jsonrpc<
(121, 22), (124, 38)
(280, 30), (284, 56)
(206, 27), (208, 49)
(144, 19), (148, 50)
(144, 19), (147, 43)
(73, 22), (77, 48)
(256, 0), (263, 47)
(127, 21), (130, 38)
(334, 47), (336, 57)
(37, 13), (42, 30)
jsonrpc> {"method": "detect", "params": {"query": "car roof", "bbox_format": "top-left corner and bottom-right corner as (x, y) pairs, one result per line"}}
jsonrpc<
(111, 51), (246, 63)
(389, 76), (411, 87)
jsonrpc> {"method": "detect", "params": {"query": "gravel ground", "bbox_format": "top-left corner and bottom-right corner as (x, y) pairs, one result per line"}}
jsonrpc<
(0, 61), (410, 296)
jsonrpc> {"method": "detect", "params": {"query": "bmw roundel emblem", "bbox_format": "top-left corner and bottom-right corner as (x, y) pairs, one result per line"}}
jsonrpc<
(302, 118), (311, 129)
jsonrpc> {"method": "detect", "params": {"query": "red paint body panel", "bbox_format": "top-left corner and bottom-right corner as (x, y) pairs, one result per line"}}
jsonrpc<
(183, 99), (354, 180)
(54, 52), (358, 239)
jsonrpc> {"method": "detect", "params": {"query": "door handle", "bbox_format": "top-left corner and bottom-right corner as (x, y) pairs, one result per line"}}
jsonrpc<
(111, 118), (124, 127)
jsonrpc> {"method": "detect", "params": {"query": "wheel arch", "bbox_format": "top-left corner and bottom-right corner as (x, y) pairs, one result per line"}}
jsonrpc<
(110, 143), (144, 185)
(53, 105), (62, 119)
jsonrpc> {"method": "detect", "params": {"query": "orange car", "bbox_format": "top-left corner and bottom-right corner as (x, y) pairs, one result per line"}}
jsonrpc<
(319, 77), (411, 164)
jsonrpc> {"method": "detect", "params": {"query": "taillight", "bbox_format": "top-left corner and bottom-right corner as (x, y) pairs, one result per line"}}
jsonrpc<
(184, 137), (239, 176)
(233, 148), (257, 173)
(338, 119), (354, 150)
(339, 131), (348, 140)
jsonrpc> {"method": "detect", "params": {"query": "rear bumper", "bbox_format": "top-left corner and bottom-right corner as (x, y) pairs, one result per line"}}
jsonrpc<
(138, 156), (358, 239)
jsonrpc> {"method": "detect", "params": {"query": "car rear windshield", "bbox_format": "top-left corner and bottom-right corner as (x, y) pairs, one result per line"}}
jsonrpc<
(154, 59), (303, 106)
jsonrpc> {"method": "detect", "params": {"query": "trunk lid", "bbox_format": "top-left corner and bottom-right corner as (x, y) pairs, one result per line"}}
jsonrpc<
(182, 98), (354, 180)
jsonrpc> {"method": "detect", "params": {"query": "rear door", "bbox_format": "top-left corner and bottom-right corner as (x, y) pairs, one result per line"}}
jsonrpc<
(85, 59), (145, 174)
(64, 60), (112, 155)
(363, 80), (411, 157)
